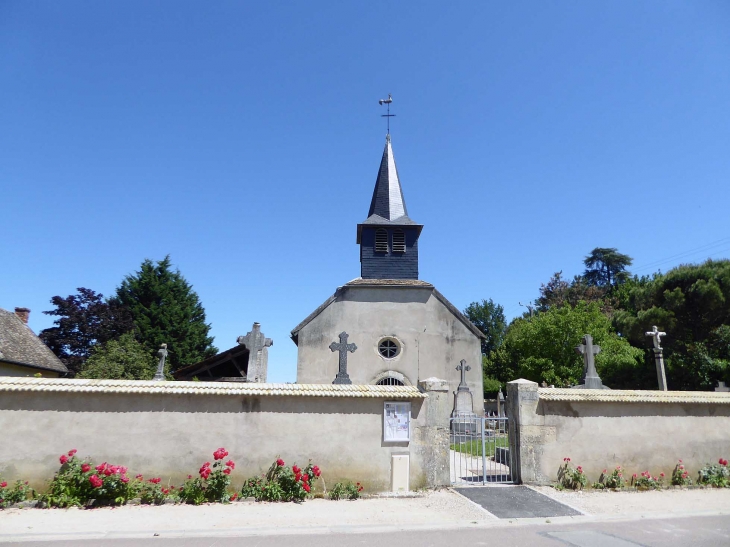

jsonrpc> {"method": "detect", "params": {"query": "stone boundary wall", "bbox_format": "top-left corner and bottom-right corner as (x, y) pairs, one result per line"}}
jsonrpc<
(506, 379), (730, 485)
(0, 378), (451, 492)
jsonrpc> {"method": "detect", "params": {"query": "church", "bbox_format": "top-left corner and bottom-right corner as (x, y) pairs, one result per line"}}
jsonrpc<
(291, 134), (485, 414)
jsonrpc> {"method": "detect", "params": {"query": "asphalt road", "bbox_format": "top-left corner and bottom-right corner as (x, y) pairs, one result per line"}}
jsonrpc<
(7, 514), (729, 547)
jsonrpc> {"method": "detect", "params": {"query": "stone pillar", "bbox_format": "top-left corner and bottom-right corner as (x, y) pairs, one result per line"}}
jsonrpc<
(506, 379), (540, 485)
(415, 378), (451, 488)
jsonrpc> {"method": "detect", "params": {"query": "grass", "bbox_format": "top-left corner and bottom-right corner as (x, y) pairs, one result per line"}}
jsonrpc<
(450, 436), (509, 457)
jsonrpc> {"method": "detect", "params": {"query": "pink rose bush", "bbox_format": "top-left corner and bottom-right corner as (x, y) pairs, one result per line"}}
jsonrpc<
(240, 458), (322, 502)
(178, 448), (236, 505)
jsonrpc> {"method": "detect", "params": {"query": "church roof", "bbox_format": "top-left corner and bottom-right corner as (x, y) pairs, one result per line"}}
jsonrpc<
(290, 279), (485, 344)
(0, 308), (68, 374)
(357, 135), (423, 243)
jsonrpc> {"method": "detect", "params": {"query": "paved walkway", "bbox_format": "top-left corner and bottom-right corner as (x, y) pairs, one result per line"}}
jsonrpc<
(0, 487), (729, 543)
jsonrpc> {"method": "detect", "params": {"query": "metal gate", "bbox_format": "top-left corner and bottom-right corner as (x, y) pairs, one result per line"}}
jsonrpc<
(450, 415), (513, 485)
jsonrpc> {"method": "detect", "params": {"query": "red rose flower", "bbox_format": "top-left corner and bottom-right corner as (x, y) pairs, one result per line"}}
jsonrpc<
(81, 464), (91, 473)
(68, 449), (77, 457)
(276, 458), (285, 467)
(223, 468), (231, 475)
(121, 476), (129, 483)
(0, 482), (7, 488)
(187, 475), (193, 480)
(226, 460), (235, 469)
(89, 475), (103, 488)
(295, 473), (301, 482)
(162, 488), (169, 495)
(59, 454), (68, 465)
(230, 493), (238, 501)
(292, 465), (301, 474)
(659, 472), (665, 477)
(104, 468), (113, 476)
(303, 484), (310, 493)
(312, 466), (321, 477)
(302, 474), (309, 482)
(136, 474), (144, 480)
(214, 448), (229, 461)
(96, 463), (106, 472)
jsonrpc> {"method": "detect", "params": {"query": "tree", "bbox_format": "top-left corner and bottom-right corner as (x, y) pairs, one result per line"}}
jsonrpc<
(583, 248), (633, 288)
(39, 288), (135, 376)
(463, 299), (507, 356)
(77, 332), (157, 380)
(492, 302), (645, 388)
(115, 256), (217, 372)
(535, 271), (606, 312)
(613, 259), (730, 390)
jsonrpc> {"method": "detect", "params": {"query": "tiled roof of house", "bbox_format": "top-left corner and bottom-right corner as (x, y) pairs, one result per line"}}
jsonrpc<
(0, 308), (68, 374)
(0, 377), (427, 398)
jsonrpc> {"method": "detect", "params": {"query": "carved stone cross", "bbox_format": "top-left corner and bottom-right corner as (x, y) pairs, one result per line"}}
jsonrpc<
(330, 331), (357, 385)
(153, 343), (168, 381)
(456, 359), (471, 392)
(645, 326), (666, 350)
(645, 325), (668, 391)
(715, 381), (730, 393)
(237, 322), (273, 383)
(574, 334), (605, 389)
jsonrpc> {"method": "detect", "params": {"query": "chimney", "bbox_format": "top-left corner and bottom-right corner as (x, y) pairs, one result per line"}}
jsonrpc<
(14, 307), (30, 324)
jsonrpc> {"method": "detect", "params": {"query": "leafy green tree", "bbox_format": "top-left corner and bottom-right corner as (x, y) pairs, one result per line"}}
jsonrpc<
(39, 288), (135, 376)
(492, 302), (645, 388)
(613, 259), (730, 390)
(78, 332), (157, 380)
(115, 256), (217, 372)
(583, 248), (633, 288)
(535, 271), (606, 312)
(463, 299), (507, 355)
(463, 299), (508, 397)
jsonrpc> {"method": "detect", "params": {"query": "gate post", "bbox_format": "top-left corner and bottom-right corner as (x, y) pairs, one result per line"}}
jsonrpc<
(416, 378), (450, 488)
(506, 379), (540, 484)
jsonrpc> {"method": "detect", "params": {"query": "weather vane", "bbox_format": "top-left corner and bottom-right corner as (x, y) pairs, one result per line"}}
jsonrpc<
(379, 94), (395, 134)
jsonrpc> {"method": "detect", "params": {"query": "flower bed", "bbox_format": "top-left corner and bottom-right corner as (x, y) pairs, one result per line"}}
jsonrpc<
(0, 448), (360, 509)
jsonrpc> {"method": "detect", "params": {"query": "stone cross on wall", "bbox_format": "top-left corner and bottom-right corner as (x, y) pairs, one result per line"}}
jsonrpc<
(237, 322), (273, 383)
(153, 343), (168, 381)
(456, 359), (471, 392)
(645, 326), (666, 350)
(330, 331), (357, 385)
(715, 381), (730, 393)
(645, 325), (668, 391)
(573, 334), (606, 389)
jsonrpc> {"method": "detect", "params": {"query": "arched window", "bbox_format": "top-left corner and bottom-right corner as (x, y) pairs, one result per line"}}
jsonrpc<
(376, 377), (405, 386)
(375, 229), (388, 253)
(392, 229), (406, 253)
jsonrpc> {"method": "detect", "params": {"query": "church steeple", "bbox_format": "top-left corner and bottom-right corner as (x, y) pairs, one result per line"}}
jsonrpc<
(357, 135), (423, 280)
(368, 135), (407, 221)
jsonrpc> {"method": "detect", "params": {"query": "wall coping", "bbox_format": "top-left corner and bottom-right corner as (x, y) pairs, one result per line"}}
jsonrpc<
(0, 377), (427, 398)
(538, 387), (730, 404)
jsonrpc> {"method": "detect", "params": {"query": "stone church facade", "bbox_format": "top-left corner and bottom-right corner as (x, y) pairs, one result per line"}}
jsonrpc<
(292, 135), (485, 413)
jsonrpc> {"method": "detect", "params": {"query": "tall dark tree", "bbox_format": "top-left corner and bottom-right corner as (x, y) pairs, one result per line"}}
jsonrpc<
(613, 259), (730, 390)
(39, 288), (135, 376)
(583, 248), (633, 288)
(536, 271), (606, 312)
(115, 256), (217, 372)
(463, 299), (507, 356)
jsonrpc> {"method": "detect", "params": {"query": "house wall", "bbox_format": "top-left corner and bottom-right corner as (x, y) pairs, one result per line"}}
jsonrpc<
(506, 379), (730, 485)
(0, 361), (61, 378)
(0, 378), (451, 493)
(295, 286), (483, 415)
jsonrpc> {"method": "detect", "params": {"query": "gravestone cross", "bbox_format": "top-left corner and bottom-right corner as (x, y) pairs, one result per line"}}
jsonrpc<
(456, 359), (471, 392)
(153, 343), (168, 381)
(237, 322), (273, 383)
(715, 381), (730, 393)
(574, 334), (606, 389)
(330, 331), (357, 385)
(645, 326), (668, 391)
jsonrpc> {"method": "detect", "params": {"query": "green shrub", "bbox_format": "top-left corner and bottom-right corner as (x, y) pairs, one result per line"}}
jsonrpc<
(698, 459), (729, 488)
(671, 460), (693, 486)
(328, 481), (364, 500)
(557, 458), (587, 490)
(0, 479), (35, 508)
(592, 466), (625, 489)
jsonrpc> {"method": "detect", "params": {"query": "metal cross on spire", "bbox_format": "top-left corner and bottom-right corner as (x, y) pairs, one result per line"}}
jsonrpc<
(379, 94), (395, 134)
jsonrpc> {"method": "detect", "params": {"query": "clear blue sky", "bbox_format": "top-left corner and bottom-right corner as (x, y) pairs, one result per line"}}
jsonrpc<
(2, 1), (729, 382)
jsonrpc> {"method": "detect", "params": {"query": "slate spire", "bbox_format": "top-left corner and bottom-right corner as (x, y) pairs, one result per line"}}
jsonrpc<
(357, 134), (423, 280)
(368, 134), (407, 221)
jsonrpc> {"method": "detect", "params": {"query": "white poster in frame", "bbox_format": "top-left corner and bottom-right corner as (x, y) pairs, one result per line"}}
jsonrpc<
(383, 401), (411, 442)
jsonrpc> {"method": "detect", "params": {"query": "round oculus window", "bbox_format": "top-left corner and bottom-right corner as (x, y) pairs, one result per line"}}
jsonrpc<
(378, 338), (399, 359)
